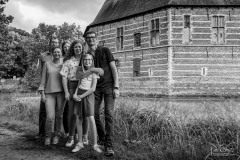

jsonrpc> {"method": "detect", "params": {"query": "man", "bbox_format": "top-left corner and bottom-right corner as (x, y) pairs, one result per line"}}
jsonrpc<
(36, 35), (59, 138)
(77, 31), (119, 156)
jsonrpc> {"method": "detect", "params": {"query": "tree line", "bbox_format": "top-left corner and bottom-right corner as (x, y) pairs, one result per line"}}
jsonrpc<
(0, 0), (83, 91)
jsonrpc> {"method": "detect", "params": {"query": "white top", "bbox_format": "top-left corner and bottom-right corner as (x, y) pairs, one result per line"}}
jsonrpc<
(79, 73), (99, 90)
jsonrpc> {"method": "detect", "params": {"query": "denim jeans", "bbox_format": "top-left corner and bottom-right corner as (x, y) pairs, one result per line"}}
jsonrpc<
(94, 87), (115, 147)
(45, 92), (65, 137)
(39, 100), (46, 136)
(63, 102), (69, 134)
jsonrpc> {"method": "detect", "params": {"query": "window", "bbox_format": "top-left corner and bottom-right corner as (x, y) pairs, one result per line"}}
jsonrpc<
(98, 40), (105, 46)
(134, 33), (141, 47)
(212, 16), (225, 43)
(184, 15), (190, 28)
(116, 27), (123, 51)
(133, 58), (141, 77)
(150, 19), (160, 46)
(201, 67), (208, 76)
(183, 15), (191, 43)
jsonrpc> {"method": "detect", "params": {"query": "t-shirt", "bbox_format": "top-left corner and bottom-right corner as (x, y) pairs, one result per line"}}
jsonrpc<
(93, 46), (115, 89)
(79, 73), (99, 90)
(38, 62), (63, 93)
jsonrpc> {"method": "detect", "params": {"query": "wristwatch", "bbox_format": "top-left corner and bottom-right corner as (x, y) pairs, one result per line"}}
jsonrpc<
(114, 87), (119, 90)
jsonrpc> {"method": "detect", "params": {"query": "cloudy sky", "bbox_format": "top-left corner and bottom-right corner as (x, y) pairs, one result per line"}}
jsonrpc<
(4, 0), (105, 33)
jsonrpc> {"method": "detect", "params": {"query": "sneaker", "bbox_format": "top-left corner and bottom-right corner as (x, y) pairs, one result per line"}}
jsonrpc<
(105, 147), (114, 156)
(93, 144), (102, 153)
(65, 138), (74, 147)
(72, 142), (84, 153)
(44, 137), (51, 146)
(52, 136), (59, 145)
(83, 137), (89, 145)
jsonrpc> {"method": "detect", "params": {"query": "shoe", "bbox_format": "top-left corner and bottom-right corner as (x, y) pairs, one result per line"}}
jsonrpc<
(83, 136), (89, 145)
(52, 136), (59, 145)
(35, 134), (44, 139)
(93, 144), (102, 153)
(65, 138), (74, 147)
(44, 137), (51, 146)
(72, 142), (84, 153)
(105, 147), (114, 156)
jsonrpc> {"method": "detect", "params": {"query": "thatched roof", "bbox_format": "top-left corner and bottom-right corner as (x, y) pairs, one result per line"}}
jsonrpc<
(86, 0), (240, 31)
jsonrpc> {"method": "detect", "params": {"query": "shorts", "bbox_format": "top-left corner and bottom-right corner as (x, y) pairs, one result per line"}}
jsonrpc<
(74, 88), (95, 119)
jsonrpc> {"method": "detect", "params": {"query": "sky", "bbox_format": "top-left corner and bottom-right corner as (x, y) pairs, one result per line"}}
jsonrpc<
(4, 0), (105, 33)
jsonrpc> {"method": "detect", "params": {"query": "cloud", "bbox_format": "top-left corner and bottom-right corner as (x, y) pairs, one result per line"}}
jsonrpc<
(4, 0), (105, 32)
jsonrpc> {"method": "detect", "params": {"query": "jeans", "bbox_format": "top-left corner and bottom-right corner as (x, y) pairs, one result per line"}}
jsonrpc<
(63, 102), (69, 134)
(39, 101), (46, 136)
(94, 87), (115, 147)
(45, 92), (65, 138)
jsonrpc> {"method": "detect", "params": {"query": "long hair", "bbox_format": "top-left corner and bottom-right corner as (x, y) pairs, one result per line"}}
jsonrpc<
(68, 39), (88, 58)
(81, 53), (95, 72)
(61, 40), (71, 57)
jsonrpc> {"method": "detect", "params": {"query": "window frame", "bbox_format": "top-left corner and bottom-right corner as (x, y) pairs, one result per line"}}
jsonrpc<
(150, 19), (160, 46)
(116, 27), (124, 51)
(212, 15), (225, 44)
(134, 33), (141, 47)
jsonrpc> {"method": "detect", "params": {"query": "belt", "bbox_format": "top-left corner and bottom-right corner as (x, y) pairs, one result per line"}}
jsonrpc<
(69, 80), (78, 82)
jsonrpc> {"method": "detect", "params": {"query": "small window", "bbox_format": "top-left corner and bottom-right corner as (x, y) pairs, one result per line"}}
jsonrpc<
(184, 15), (191, 28)
(133, 58), (141, 77)
(116, 27), (123, 51)
(134, 33), (141, 47)
(212, 16), (225, 43)
(201, 67), (208, 76)
(148, 68), (153, 76)
(98, 40), (105, 46)
(150, 19), (160, 46)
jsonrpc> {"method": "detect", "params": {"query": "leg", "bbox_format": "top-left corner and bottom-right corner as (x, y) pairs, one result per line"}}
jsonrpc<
(94, 89), (105, 143)
(82, 117), (89, 144)
(103, 88), (115, 148)
(88, 116), (98, 145)
(45, 93), (56, 145)
(71, 116), (84, 153)
(62, 102), (69, 135)
(55, 92), (65, 137)
(39, 100), (46, 136)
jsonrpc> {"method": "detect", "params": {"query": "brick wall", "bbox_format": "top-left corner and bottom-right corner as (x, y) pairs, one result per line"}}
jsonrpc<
(88, 6), (240, 96)
(170, 7), (240, 96)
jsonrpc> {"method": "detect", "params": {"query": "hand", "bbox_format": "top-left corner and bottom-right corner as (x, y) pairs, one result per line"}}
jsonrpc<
(113, 89), (120, 98)
(65, 92), (70, 100)
(41, 94), (46, 102)
(91, 68), (104, 76)
(73, 94), (81, 101)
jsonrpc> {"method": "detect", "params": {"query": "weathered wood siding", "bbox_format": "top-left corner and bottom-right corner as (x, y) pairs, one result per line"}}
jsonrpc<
(170, 7), (240, 95)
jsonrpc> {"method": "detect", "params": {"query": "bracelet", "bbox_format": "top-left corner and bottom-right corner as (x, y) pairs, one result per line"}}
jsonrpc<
(114, 87), (119, 90)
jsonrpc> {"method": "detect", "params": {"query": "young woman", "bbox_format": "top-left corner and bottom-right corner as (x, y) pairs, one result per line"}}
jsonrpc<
(60, 39), (89, 147)
(72, 53), (102, 153)
(61, 40), (71, 137)
(38, 47), (65, 146)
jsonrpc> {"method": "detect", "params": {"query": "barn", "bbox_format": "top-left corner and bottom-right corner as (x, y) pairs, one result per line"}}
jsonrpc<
(85, 0), (240, 97)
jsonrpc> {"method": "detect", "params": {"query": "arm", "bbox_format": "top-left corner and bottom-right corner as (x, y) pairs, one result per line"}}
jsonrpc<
(38, 63), (47, 102)
(62, 77), (70, 100)
(109, 61), (120, 98)
(76, 67), (104, 80)
(78, 77), (98, 100)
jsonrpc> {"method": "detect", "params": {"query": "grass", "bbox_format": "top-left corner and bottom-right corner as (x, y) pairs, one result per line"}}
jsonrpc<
(1, 93), (240, 159)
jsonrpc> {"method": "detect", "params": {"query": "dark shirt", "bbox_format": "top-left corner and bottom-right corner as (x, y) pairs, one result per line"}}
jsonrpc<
(91, 46), (115, 89)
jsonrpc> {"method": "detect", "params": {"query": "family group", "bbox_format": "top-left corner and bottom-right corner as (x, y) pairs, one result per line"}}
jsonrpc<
(36, 31), (119, 156)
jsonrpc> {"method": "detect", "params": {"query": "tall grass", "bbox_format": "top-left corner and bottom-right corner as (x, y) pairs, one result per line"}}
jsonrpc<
(1, 94), (240, 159)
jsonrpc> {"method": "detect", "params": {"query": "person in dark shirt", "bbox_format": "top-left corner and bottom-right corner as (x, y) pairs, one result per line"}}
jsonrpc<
(77, 31), (119, 156)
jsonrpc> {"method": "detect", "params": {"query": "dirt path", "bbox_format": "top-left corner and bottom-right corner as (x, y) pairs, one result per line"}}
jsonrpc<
(0, 126), (108, 160)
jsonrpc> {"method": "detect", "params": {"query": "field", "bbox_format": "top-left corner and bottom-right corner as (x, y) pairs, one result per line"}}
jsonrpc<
(1, 93), (240, 160)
